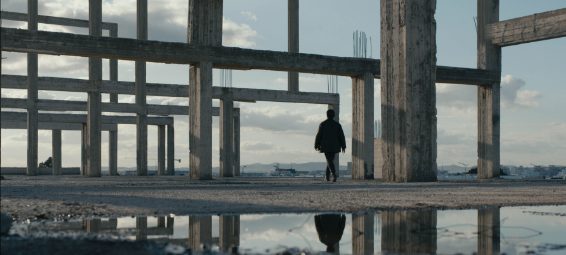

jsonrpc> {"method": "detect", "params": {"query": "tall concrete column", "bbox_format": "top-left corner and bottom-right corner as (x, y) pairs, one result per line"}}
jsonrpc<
(220, 92), (234, 177)
(352, 73), (374, 180)
(219, 215), (240, 253)
(188, 0), (222, 180)
(52, 129), (62, 175)
(108, 25), (119, 176)
(81, 123), (88, 176)
(380, 0), (437, 182)
(352, 212), (374, 255)
(287, 0), (299, 92)
(136, 0), (148, 176)
(26, 0), (38, 176)
(233, 108), (241, 176)
(478, 207), (500, 255)
(167, 123), (175, 175)
(87, 0), (103, 177)
(329, 104), (340, 177)
(374, 138), (383, 179)
(477, 0), (501, 179)
(189, 216), (212, 252)
(158, 125), (166, 175)
(381, 210), (437, 254)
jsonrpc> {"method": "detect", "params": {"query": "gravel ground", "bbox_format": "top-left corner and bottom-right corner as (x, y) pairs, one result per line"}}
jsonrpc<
(1, 175), (565, 221)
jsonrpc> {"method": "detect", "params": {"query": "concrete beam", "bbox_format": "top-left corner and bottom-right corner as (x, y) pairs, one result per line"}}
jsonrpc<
(1, 111), (173, 126)
(351, 73), (373, 180)
(477, 0), (501, 179)
(1, 28), (501, 85)
(1, 120), (117, 131)
(381, 210), (437, 254)
(2, 74), (340, 105)
(0, 11), (116, 31)
(26, 0), (39, 176)
(489, 8), (566, 47)
(381, 0), (437, 182)
(288, 0), (299, 92)
(136, 0), (149, 176)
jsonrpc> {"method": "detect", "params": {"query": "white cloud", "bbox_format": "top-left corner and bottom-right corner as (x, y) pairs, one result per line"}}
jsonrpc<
(223, 18), (257, 48)
(240, 11), (258, 22)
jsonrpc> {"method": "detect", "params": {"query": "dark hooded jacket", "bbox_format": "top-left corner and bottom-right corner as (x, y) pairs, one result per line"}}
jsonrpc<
(315, 119), (346, 153)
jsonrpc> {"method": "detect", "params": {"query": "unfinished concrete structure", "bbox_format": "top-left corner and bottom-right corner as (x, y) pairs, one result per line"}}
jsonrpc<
(1, 0), (565, 181)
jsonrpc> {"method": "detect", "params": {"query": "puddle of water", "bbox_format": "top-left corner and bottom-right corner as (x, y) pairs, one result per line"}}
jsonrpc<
(5, 205), (566, 255)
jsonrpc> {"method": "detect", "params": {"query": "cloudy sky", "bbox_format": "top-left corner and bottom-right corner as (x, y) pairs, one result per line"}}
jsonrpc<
(1, 0), (565, 169)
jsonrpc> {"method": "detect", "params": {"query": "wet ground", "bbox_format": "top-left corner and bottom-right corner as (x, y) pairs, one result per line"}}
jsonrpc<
(2, 206), (566, 254)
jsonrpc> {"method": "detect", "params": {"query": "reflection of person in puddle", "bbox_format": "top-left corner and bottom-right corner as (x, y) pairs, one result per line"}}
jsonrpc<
(315, 214), (346, 254)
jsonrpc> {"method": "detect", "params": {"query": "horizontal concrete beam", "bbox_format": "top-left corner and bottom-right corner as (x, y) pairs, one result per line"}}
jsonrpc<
(1, 97), (221, 116)
(1, 167), (80, 175)
(1, 75), (340, 105)
(489, 8), (566, 47)
(1, 28), (378, 77)
(0, 11), (116, 31)
(1, 111), (173, 125)
(1, 120), (117, 131)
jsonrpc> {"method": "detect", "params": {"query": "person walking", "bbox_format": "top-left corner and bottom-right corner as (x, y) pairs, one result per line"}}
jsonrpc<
(315, 109), (346, 182)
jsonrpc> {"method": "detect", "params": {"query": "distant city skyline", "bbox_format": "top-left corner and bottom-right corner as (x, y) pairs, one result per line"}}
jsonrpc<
(1, 0), (565, 168)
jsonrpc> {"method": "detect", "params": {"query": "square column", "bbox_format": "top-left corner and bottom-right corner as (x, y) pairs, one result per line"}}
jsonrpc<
(27, 0), (38, 176)
(477, 0), (501, 179)
(287, 0), (299, 92)
(220, 92), (234, 177)
(188, 0), (222, 180)
(108, 25), (119, 176)
(167, 123), (175, 175)
(352, 73), (374, 180)
(136, 0), (148, 176)
(158, 125), (166, 175)
(52, 129), (62, 175)
(380, 0), (437, 182)
(86, 0), (103, 177)
(81, 123), (88, 176)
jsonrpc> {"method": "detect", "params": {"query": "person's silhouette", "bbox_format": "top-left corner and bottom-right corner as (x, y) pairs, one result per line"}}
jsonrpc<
(315, 109), (346, 182)
(315, 214), (346, 254)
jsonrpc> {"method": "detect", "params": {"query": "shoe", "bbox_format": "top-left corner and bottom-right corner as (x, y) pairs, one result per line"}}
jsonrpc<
(325, 173), (330, 182)
(332, 175), (337, 182)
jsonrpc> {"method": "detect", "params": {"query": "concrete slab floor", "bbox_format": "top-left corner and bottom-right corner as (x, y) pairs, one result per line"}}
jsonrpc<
(1, 176), (565, 221)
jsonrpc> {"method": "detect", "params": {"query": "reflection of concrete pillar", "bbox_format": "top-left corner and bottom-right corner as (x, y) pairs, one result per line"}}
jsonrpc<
(84, 219), (101, 233)
(157, 216), (166, 228)
(189, 216), (212, 251)
(219, 215), (240, 253)
(381, 210), (437, 254)
(352, 212), (374, 255)
(478, 207), (500, 255)
(167, 216), (174, 229)
(352, 73), (374, 180)
(136, 216), (148, 240)
(52, 129), (62, 175)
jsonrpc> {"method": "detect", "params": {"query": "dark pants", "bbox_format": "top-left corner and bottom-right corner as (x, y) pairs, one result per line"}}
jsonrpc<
(324, 152), (337, 177)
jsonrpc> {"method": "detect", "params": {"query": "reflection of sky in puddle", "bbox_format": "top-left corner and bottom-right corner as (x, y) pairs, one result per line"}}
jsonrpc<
(11, 205), (566, 254)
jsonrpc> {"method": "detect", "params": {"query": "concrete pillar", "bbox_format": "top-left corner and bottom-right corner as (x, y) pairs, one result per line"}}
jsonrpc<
(220, 92), (234, 177)
(189, 216), (212, 252)
(477, 0), (501, 179)
(219, 215), (240, 253)
(136, 216), (148, 240)
(352, 73), (374, 180)
(109, 25), (119, 176)
(478, 207), (500, 255)
(26, 0), (39, 176)
(81, 123), (88, 176)
(188, 0), (222, 180)
(136, 0), (148, 176)
(87, 0), (103, 177)
(158, 125), (166, 175)
(84, 218), (101, 233)
(52, 129), (62, 175)
(167, 123), (175, 175)
(287, 0), (299, 92)
(381, 210), (437, 254)
(380, 0), (437, 182)
(329, 104), (340, 177)
(374, 138), (383, 179)
(352, 212), (374, 255)
(233, 108), (241, 176)
(167, 216), (174, 229)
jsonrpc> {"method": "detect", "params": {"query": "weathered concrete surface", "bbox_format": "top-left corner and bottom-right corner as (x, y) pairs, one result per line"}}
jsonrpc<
(1, 176), (564, 221)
